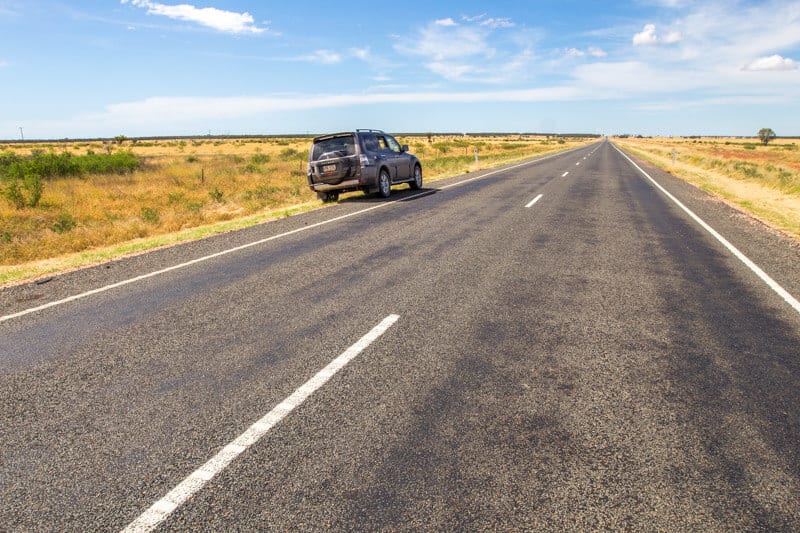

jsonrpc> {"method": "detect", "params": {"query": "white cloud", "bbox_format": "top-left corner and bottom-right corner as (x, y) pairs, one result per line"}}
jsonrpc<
(395, 15), (529, 83)
(398, 23), (489, 61)
(633, 23), (681, 46)
(663, 31), (682, 44)
(742, 54), (799, 71)
(435, 18), (458, 27)
(588, 47), (608, 57)
(572, 61), (672, 93)
(426, 62), (476, 80)
(120, 0), (266, 34)
(349, 47), (370, 61)
(651, 0), (691, 7)
(633, 23), (658, 45)
(94, 88), (587, 121)
(460, 13), (514, 29)
(2, 87), (585, 136)
(461, 14), (487, 23)
(480, 17), (515, 29)
(564, 47), (607, 58)
(295, 50), (342, 64)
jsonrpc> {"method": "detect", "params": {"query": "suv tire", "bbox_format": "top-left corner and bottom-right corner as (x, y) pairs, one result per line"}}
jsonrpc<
(318, 191), (339, 203)
(410, 164), (422, 190)
(377, 169), (391, 198)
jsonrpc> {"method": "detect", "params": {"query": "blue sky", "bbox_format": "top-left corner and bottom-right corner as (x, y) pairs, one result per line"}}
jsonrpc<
(1, 0), (799, 139)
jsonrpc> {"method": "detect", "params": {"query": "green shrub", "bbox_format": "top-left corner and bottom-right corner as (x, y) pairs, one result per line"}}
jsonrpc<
(431, 142), (449, 154)
(243, 163), (265, 174)
(23, 173), (43, 207)
(141, 207), (159, 224)
(0, 150), (140, 181)
(2, 172), (43, 208)
(185, 201), (204, 213)
(733, 162), (760, 178)
(500, 142), (526, 150)
(51, 212), (77, 233)
(209, 187), (224, 202)
(278, 148), (300, 160)
(80, 152), (140, 174)
(2, 180), (25, 208)
(167, 192), (185, 205)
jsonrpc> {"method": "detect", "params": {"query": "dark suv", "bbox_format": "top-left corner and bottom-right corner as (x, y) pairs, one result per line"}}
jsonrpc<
(307, 129), (422, 202)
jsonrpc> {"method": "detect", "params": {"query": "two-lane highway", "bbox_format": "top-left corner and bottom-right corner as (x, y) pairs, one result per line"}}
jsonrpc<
(2, 141), (799, 530)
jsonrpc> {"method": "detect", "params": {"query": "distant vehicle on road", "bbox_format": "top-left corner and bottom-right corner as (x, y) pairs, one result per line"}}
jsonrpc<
(307, 129), (422, 202)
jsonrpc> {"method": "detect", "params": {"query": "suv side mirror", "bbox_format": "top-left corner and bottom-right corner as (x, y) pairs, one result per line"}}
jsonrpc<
(401, 145), (409, 153)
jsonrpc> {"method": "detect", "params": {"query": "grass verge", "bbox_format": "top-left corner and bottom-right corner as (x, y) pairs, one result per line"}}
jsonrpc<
(614, 137), (800, 241)
(0, 202), (319, 286)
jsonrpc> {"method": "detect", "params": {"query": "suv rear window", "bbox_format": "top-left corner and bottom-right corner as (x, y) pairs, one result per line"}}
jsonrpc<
(311, 135), (356, 161)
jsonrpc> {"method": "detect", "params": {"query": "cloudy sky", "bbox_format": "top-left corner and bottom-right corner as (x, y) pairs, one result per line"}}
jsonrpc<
(1, 0), (798, 138)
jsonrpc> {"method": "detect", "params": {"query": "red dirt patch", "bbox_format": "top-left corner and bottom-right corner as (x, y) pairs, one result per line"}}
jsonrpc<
(711, 149), (800, 171)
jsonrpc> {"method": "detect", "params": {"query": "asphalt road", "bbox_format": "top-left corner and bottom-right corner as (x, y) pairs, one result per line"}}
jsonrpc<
(2, 140), (800, 531)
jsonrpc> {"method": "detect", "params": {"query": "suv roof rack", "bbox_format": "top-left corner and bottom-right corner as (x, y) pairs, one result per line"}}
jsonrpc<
(356, 129), (384, 133)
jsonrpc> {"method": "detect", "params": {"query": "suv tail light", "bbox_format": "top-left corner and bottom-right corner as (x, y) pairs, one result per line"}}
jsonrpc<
(359, 155), (370, 167)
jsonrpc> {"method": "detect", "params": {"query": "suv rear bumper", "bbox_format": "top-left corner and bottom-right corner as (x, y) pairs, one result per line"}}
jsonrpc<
(309, 178), (363, 192)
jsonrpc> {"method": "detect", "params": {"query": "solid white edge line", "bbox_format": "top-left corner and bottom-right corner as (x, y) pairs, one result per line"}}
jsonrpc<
(562, 172), (569, 177)
(525, 194), (544, 208)
(612, 143), (800, 316)
(1, 203), (406, 323)
(121, 314), (400, 533)
(2, 146), (589, 324)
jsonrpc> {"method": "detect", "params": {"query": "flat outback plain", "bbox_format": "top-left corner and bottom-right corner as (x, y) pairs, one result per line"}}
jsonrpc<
(0, 135), (592, 284)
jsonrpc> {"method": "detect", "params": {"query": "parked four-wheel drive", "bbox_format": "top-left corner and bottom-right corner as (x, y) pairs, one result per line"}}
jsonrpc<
(307, 129), (423, 202)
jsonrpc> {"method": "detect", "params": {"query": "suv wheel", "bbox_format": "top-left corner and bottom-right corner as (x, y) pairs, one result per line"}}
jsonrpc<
(377, 169), (391, 198)
(410, 165), (422, 190)
(318, 191), (339, 203)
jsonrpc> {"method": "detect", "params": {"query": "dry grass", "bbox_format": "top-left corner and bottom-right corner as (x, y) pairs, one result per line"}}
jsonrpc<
(0, 135), (594, 284)
(614, 136), (800, 239)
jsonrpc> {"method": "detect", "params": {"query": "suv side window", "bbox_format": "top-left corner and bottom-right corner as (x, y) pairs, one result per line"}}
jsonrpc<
(376, 136), (389, 151)
(385, 135), (402, 153)
(361, 133), (379, 153)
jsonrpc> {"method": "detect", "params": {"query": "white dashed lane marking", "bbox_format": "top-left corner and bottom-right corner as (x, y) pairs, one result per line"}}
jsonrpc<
(121, 314), (401, 533)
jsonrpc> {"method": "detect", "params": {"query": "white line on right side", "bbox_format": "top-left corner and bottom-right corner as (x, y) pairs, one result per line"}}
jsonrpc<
(613, 144), (800, 316)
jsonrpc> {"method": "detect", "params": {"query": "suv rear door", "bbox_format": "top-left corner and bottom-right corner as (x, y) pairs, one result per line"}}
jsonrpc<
(310, 134), (358, 185)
